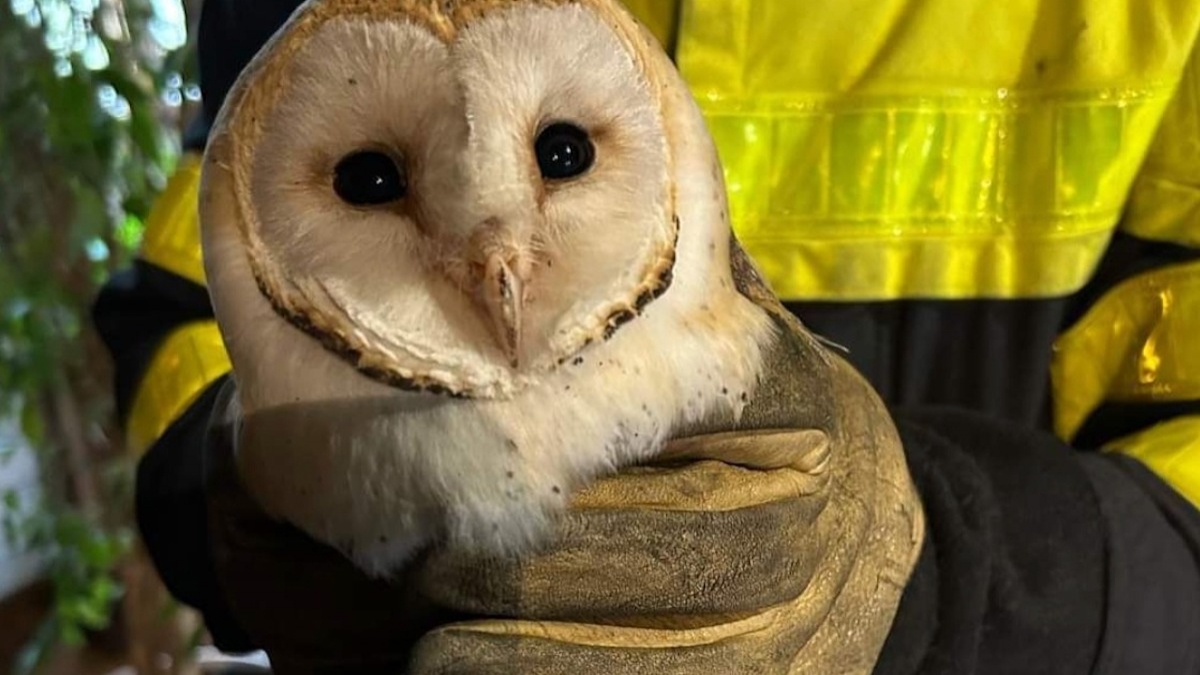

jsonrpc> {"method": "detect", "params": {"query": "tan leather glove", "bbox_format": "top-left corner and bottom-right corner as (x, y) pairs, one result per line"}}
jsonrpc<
(205, 309), (924, 675)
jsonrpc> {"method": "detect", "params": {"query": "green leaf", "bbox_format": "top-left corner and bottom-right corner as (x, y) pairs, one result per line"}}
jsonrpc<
(59, 621), (86, 647)
(43, 74), (96, 155)
(79, 534), (116, 568)
(116, 212), (144, 250)
(90, 575), (119, 603)
(70, 595), (110, 629)
(18, 400), (44, 447)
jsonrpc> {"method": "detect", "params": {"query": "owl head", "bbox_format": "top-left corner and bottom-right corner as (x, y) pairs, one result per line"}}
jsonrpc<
(200, 0), (740, 408)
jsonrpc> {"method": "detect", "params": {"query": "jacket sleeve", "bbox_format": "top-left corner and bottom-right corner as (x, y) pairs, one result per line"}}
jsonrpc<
(877, 406), (1200, 675)
(1050, 38), (1200, 509)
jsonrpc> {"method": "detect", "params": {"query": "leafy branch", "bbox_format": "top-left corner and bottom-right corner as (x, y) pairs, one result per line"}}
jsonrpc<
(0, 0), (195, 672)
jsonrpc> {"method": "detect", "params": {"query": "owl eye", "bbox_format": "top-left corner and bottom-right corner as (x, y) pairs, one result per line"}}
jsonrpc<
(333, 151), (407, 206)
(535, 122), (595, 180)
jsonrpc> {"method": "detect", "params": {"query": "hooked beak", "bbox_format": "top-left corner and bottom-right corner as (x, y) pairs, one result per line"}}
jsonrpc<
(480, 251), (523, 368)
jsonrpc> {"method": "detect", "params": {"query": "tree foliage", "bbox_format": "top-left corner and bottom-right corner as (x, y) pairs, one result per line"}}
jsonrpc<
(0, 0), (196, 671)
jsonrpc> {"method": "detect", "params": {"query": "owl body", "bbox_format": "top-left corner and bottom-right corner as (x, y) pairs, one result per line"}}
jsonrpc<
(202, 0), (781, 575)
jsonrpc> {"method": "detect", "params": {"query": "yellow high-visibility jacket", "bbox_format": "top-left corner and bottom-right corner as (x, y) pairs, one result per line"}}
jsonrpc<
(105, 0), (1200, 507)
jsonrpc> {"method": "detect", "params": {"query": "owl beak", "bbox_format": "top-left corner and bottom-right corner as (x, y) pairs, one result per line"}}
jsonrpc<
(481, 252), (523, 368)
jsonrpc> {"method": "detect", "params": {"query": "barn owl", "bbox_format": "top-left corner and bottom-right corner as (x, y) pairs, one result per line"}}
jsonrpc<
(200, 0), (812, 577)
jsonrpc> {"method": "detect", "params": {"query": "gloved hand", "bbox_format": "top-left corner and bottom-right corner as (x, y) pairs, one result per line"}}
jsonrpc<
(203, 340), (924, 675)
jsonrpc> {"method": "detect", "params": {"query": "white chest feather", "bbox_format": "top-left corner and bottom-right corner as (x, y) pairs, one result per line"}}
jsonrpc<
(235, 286), (774, 576)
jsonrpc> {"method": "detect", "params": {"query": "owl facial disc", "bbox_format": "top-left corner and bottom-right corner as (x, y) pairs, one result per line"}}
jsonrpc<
(203, 0), (681, 400)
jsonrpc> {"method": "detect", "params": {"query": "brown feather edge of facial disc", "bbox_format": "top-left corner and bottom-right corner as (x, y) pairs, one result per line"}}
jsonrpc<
(220, 0), (678, 397)
(544, 0), (682, 362)
(557, 217), (678, 365)
(220, 0), (477, 398)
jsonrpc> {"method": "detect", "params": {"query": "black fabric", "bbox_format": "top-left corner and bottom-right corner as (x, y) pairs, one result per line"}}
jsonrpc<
(874, 407), (1106, 675)
(183, 113), (210, 152)
(92, 260), (215, 421)
(875, 407), (1200, 675)
(1107, 454), (1200, 565)
(1073, 398), (1200, 451)
(187, 0), (305, 149)
(134, 374), (256, 653)
(785, 299), (1069, 431)
(1075, 453), (1200, 673)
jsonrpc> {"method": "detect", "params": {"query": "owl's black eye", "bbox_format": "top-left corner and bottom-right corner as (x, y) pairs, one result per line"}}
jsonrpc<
(333, 151), (407, 205)
(535, 122), (595, 180)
